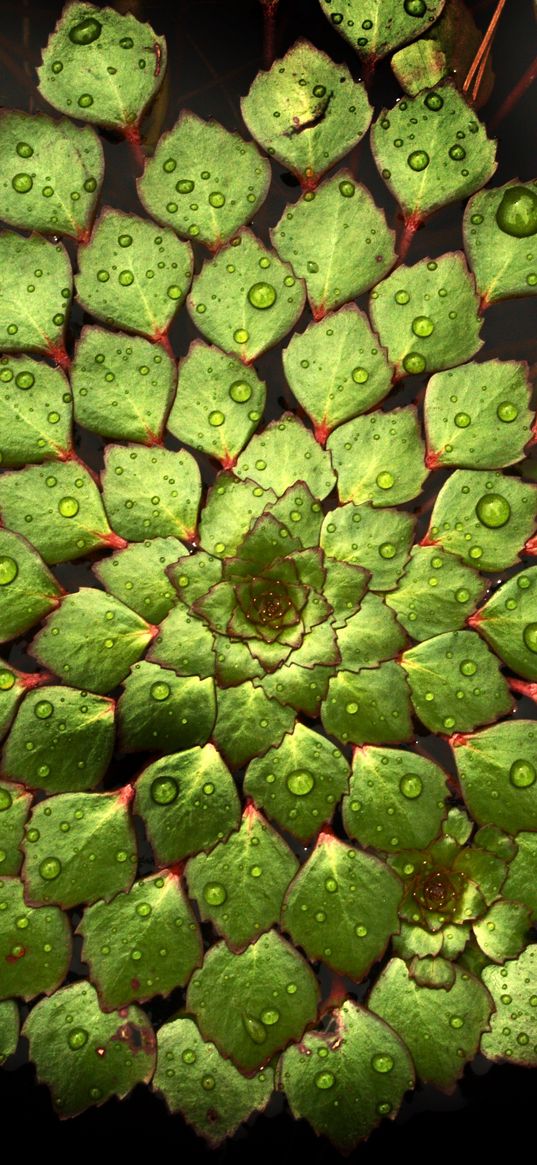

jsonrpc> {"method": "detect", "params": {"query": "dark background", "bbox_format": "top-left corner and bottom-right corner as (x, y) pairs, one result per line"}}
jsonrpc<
(1, 0), (536, 1158)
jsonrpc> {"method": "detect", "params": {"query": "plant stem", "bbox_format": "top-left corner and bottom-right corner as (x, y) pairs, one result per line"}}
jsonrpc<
(398, 212), (422, 263)
(124, 122), (145, 171)
(490, 52), (537, 131)
(260, 0), (279, 69)
(463, 0), (507, 104)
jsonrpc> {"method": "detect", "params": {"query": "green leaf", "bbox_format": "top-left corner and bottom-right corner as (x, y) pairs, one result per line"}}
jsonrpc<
(481, 946), (537, 1066)
(167, 341), (266, 465)
(187, 929), (319, 1073)
(502, 833), (537, 920)
(134, 744), (240, 864)
(336, 593), (407, 669)
(321, 662), (413, 745)
(153, 1016), (273, 1145)
(464, 181), (537, 304)
(234, 414), (336, 499)
(94, 536), (183, 624)
(0, 876), (71, 1000)
(0, 232), (72, 356)
(0, 461), (113, 565)
(186, 804), (298, 949)
(187, 229), (305, 363)
(369, 957), (492, 1089)
(385, 545), (486, 641)
(409, 955), (456, 990)
(240, 38), (371, 183)
(0, 1000), (19, 1064)
(391, 35), (448, 96)
(473, 899), (531, 963)
(424, 360), (534, 469)
(319, 0), (446, 61)
(72, 326), (176, 443)
(282, 305), (394, 441)
(244, 721), (349, 842)
(266, 482), (325, 548)
(148, 603), (215, 679)
(0, 529), (62, 642)
(168, 549), (222, 605)
(369, 252), (483, 377)
(401, 630), (512, 734)
(138, 111), (270, 248)
(101, 443), (201, 541)
(0, 110), (103, 239)
(0, 663), (29, 743)
(283, 833), (402, 978)
(391, 0), (494, 103)
(471, 567), (537, 681)
(79, 869), (202, 1009)
(451, 721), (537, 834)
(321, 501), (415, 591)
(37, 2), (166, 132)
(76, 209), (192, 339)
(0, 780), (32, 876)
(372, 81), (496, 219)
(328, 406), (427, 506)
(343, 745), (449, 852)
(253, 661), (334, 718)
(271, 172), (396, 315)
(23, 980), (155, 1117)
(118, 661), (215, 754)
(213, 681), (295, 768)
(22, 788), (137, 908)
(30, 589), (154, 694)
(426, 469), (537, 571)
(199, 473), (276, 559)
(279, 999), (414, 1153)
(2, 685), (114, 794)
(0, 355), (72, 466)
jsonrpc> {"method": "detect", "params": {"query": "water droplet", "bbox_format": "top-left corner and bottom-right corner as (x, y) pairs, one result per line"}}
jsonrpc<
(450, 1015), (464, 1029)
(460, 659), (477, 676)
(352, 367), (369, 383)
(247, 282), (277, 309)
(399, 773), (423, 799)
(475, 493), (511, 529)
(454, 412), (471, 428)
(150, 775), (179, 805)
(118, 270), (134, 287)
(412, 316), (434, 337)
(84, 178), (97, 193)
(371, 1053), (394, 1074)
(395, 289), (410, 304)
(150, 680), (171, 701)
(242, 1014), (267, 1044)
(250, 864), (262, 878)
(449, 145), (466, 162)
(0, 556), (18, 586)
(455, 588), (470, 603)
(136, 902), (152, 917)
(403, 352), (426, 374)
(69, 17), (102, 44)
(325, 877), (338, 893)
(201, 1073), (215, 1090)
(379, 542), (396, 559)
(58, 496), (79, 518)
(67, 1027), (89, 1050)
(233, 328), (249, 344)
(16, 142), (33, 158)
(0, 670), (15, 691)
(167, 285), (182, 300)
(208, 191), (225, 208)
(208, 410), (225, 427)
(0, 789), (13, 812)
(182, 1048), (196, 1063)
(496, 401), (518, 422)
(404, 0), (426, 14)
(376, 471), (394, 490)
(425, 92), (444, 111)
(39, 856), (62, 881)
(407, 150), (429, 171)
(12, 173), (33, 193)
(286, 768), (315, 795)
(229, 380), (252, 403)
(260, 1008), (280, 1025)
(495, 186), (537, 238)
(118, 234), (133, 248)
(346, 701), (358, 714)
(339, 179), (355, 198)
(315, 1070), (335, 1089)
(35, 700), (53, 720)
(203, 881), (227, 906)
(78, 94), (94, 109)
(523, 623), (537, 653)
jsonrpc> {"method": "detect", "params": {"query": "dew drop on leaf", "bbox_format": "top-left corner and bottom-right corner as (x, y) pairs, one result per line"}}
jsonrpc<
(0, 556), (18, 585)
(495, 186), (537, 238)
(150, 776), (179, 805)
(475, 493), (511, 528)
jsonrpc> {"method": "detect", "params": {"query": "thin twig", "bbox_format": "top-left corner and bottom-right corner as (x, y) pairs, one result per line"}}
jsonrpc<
(490, 52), (537, 131)
(463, 0), (507, 103)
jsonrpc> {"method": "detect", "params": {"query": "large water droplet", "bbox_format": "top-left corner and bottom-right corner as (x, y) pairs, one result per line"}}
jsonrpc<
(315, 1069), (335, 1089)
(496, 401), (518, 422)
(203, 881), (227, 906)
(523, 623), (537, 654)
(150, 681), (171, 701)
(208, 410), (225, 427)
(0, 556), (18, 586)
(404, 0), (426, 14)
(412, 316), (434, 337)
(247, 282), (277, 310)
(58, 496), (79, 518)
(403, 352), (426, 375)
(286, 769), (315, 795)
(242, 1013), (267, 1044)
(35, 700), (53, 720)
(260, 1007), (280, 1025)
(208, 191), (225, 208)
(399, 773), (423, 799)
(495, 186), (537, 238)
(376, 471), (394, 490)
(150, 775), (179, 805)
(475, 493), (511, 528)
(371, 1053), (394, 1074)
(0, 788), (13, 812)
(229, 380), (252, 403)
(39, 856), (62, 881)
(67, 1026), (89, 1049)
(407, 150), (429, 171)
(68, 17), (102, 44)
